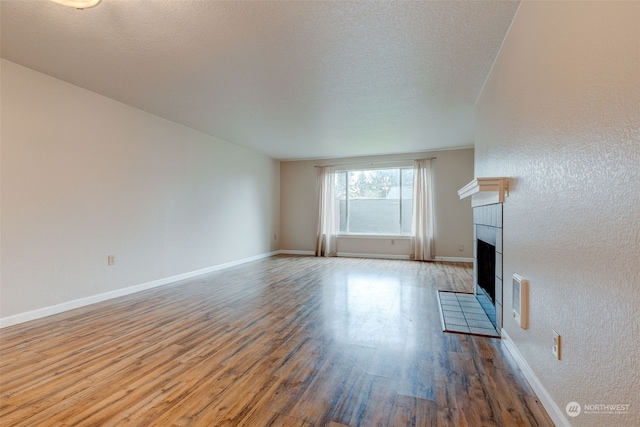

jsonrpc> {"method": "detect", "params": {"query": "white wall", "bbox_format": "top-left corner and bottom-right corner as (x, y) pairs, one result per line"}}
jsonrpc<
(475, 2), (639, 426)
(0, 59), (280, 320)
(280, 148), (474, 259)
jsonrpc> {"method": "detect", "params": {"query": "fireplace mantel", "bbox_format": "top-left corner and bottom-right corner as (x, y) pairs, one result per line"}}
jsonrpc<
(458, 177), (509, 207)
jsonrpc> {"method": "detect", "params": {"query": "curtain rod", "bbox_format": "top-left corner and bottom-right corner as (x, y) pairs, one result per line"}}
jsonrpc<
(314, 157), (435, 168)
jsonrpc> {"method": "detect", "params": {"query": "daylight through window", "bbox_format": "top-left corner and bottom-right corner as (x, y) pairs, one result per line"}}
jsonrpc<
(335, 168), (413, 235)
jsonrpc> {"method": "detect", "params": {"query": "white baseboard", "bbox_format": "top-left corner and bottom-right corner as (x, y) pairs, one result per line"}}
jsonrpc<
(434, 256), (474, 262)
(501, 329), (569, 427)
(0, 251), (279, 329)
(337, 252), (410, 260)
(278, 251), (471, 263)
(278, 250), (409, 260)
(278, 250), (315, 256)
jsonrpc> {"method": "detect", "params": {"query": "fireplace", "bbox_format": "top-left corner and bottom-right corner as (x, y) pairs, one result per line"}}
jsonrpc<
(457, 178), (507, 331)
(473, 203), (503, 329)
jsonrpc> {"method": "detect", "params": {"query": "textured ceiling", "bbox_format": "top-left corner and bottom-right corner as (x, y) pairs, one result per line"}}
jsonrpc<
(1, 0), (519, 160)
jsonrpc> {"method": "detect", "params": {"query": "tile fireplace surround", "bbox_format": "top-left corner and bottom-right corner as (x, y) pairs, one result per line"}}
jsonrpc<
(473, 203), (503, 329)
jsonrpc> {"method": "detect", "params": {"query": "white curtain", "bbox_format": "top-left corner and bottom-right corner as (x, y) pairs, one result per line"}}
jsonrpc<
(410, 159), (435, 261)
(315, 166), (337, 257)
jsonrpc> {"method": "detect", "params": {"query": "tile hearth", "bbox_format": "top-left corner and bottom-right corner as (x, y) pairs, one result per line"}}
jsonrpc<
(437, 291), (500, 338)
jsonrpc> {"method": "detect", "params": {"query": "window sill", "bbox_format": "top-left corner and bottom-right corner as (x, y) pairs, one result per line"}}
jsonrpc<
(336, 234), (411, 240)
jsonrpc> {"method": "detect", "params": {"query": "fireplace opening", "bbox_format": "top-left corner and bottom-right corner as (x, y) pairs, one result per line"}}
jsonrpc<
(477, 239), (496, 304)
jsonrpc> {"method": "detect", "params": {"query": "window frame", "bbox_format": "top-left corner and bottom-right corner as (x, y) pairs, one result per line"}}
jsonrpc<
(335, 164), (414, 237)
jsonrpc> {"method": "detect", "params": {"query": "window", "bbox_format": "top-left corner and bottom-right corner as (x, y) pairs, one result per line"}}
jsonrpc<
(336, 168), (413, 235)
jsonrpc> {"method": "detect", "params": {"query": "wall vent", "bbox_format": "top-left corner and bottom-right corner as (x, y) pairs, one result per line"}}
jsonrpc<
(512, 274), (529, 329)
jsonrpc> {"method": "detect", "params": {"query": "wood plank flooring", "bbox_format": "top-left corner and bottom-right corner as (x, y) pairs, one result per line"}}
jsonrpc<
(0, 256), (553, 426)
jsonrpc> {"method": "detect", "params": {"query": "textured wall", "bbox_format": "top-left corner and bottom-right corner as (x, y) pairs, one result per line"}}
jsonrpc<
(475, 1), (640, 426)
(1, 59), (280, 319)
(280, 148), (474, 258)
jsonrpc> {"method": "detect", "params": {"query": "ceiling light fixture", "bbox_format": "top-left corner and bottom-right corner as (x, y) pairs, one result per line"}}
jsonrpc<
(50, 0), (102, 10)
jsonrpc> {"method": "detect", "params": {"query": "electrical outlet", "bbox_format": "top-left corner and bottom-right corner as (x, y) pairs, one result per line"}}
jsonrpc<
(552, 330), (561, 360)
(458, 245), (464, 251)
(108, 255), (115, 266)
(391, 239), (395, 245)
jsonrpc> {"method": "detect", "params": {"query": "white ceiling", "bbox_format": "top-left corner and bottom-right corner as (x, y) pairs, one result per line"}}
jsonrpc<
(1, 0), (519, 160)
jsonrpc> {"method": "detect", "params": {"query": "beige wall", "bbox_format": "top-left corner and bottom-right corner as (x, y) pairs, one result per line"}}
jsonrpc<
(280, 148), (474, 259)
(0, 59), (280, 320)
(475, 2), (639, 426)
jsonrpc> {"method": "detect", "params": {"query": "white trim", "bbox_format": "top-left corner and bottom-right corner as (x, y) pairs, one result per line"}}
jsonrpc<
(278, 252), (471, 262)
(434, 256), (474, 263)
(501, 329), (570, 427)
(337, 252), (410, 260)
(0, 251), (279, 329)
(278, 250), (315, 256)
(458, 177), (509, 206)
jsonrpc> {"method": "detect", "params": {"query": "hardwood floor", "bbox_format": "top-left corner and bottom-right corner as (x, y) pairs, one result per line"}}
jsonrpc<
(0, 255), (553, 426)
